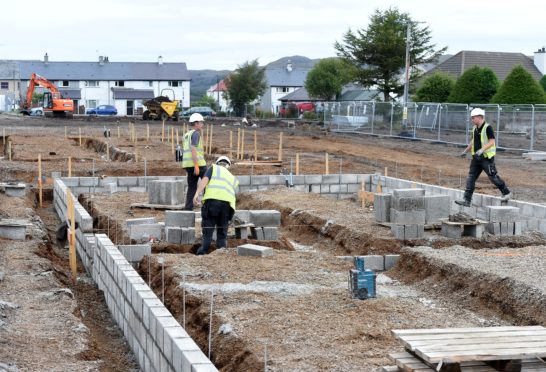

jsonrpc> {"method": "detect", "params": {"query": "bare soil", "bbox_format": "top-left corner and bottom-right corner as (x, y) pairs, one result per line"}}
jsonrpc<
(1, 115), (546, 371)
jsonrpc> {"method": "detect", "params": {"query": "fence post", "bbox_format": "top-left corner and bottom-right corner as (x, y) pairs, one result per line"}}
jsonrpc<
(371, 101), (375, 135)
(530, 104), (535, 151)
(389, 102), (394, 136)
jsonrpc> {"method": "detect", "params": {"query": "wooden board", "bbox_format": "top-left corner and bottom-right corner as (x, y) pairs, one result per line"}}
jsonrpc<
(235, 160), (282, 166)
(130, 203), (186, 210)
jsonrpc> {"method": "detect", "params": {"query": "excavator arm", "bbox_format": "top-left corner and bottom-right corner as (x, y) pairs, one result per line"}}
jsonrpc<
(24, 73), (60, 109)
(22, 73), (73, 117)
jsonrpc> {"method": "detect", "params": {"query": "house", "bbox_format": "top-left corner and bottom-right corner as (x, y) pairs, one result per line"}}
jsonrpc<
(259, 57), (315, 114)
(17, 54), (191, 115)
(0, 60), (21, 112)
(206, 79), (229, 112)
(425, 48), (546, 81)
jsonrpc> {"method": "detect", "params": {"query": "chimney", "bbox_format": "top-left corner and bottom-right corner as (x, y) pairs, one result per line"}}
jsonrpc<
(286, 59), (292, 72)
(104, 56), (109, 63)
(158, 55), (163, 65)
(534, 47), (546, 74)
(99, 56), (104, 65)
(44, 53), (49, 64)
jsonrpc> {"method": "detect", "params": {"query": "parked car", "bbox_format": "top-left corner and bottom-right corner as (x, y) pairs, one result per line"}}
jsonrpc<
(182, 106), (216, 117)
(30, 107), (44, 116)
(279, 102), (315, 117)
(86, 105), (118, 116)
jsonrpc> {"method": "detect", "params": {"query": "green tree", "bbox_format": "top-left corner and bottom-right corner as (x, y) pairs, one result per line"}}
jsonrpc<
(491, 66), (546, 104)
(304, 58), (355, 100)
(334, 7), (446, 101)
(447, 66), (499, 104)
(538, 74), (546, 94)
(413, 72), (455, 102)
(225, 59), (266, 116)
(195, 94), (217, 110)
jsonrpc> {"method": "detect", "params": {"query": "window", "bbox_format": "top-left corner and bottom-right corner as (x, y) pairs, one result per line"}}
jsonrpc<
(85, 81), (99, 87)
(86, 100), (98, 109)
(60, 80), (69, 87)
(115, 81), (125, 87)
(276, 87), (289, 93)
(0, 82), (8, 89)
(148, 81), (153, 87)
(168, 81), (181, 87)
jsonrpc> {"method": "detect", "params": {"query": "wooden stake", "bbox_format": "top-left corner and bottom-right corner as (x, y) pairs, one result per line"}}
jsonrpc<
(68, 156), (72, 177)
(176, 128), (179, 145)
(67, 189), (77, 283)
(162, 120), (165, 142)
(209, 124), (213, 155)
(106, 142), (110, 161)
(229, 130), (233, 159)
(7, 140), (11, 161)
(135, 144), (138, 163)
(38, 154), (42, 208)
(376, 177), (382, 193)
(171, 130), (175, 155)
(117, 126), (120, 139)
(295, 153), (300, 175)
(236, 128), (241, 160)
(278, 132), (283, 161)
(64, 126), (66, 139)
(241, 129), (245, 160)
(147, 124), (150, 141)
(325, 153), (329, 175)
(385, 167), (388, 177)
(3, 128), (5, 145)
(79, 127), (82, 147)
(253, 130), (257, 161)
(204, 124), (209, 153)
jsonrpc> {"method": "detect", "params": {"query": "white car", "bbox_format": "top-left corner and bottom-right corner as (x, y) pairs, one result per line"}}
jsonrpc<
(30, 107), (44, 116)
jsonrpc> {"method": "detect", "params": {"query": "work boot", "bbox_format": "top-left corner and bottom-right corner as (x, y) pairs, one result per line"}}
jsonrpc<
(196, 247), (208, 255)
(500, 192), (512, 202)
(455, 199), (471, 207)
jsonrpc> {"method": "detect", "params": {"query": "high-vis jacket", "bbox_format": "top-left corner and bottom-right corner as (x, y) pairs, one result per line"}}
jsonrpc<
(182, 129), (206, 168)
(202, 165), (239, 211)
(471, 122), (496, 159)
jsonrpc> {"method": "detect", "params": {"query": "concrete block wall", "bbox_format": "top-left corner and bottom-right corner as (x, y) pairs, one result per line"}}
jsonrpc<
(93, 234), (217, 372)
(54, 179), (94, 233)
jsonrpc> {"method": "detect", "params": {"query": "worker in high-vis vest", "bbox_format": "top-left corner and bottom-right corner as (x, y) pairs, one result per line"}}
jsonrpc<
(456, 108), (511, 207)
(182, 113), (207, 210)
(193, 156), (239, 255)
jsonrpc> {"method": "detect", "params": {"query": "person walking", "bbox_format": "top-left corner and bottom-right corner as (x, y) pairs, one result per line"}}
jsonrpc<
(193, 156), (239, 255)
(182, 113), (207, 210)
(455, 108), (511, 207)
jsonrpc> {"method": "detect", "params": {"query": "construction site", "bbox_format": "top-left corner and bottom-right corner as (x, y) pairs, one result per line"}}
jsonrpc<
(1, 114), (546, 372)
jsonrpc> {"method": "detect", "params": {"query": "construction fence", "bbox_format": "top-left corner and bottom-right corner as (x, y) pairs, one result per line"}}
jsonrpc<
(324, 102), (546, 152)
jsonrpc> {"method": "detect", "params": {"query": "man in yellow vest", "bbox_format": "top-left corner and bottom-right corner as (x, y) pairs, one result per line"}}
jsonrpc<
(193, 156), (239, 255)
(182, 113), (207, 210)
(455, 108), (511, 207)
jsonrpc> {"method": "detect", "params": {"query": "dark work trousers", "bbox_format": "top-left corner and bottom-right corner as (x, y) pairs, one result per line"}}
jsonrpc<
(184, 166), (206, 210)
(463, 155), (510, 202)
(198, 199), (233, 254)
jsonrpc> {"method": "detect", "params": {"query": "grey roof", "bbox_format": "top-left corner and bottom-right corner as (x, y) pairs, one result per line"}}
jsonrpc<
(338, 89), (380, 101)
(112, 88), (155, 100)
(279, 87), (312, 101)
(265, 67), (310, 87)
(59, 88), (81, 99)
(427, 51), (543, 81)
(0, 61), (21, 79)
(18, 61), (190, 81)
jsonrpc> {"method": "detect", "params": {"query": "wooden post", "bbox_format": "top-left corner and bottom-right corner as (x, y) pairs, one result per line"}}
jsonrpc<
(117, 126), (120, 139)
(146, 124), (150, 141)
(167, 125), (171, 143)
(204, 124), (209, 153)
(67, 189), (77, 283)
(278, 132), (283, 161)
(162, 120), (165, 142)
(229, 130), (233, 159)
(171, 129), (175, 155)
(38, 154), (42, 208)
(7, 140), (11, 161)
(79, 127), (82, 147)
(236, 128), (241, 160)
(241, 129), (245, 160)
(135, 144), (138, 163)
(253, 130), (257, 161)
(3, 127), (5, 145)
(295, 153), (300, 175)
(325, 153), (329, 175)
(385, 167), (388, 177)
(64, 126), (67, 139)
(176, 128), (179, 145)
(106, 142), (110, 161)
(68, 156), (72, 178)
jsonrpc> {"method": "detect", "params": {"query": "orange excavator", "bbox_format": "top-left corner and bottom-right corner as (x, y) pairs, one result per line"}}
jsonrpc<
(21, 73), (74, 117)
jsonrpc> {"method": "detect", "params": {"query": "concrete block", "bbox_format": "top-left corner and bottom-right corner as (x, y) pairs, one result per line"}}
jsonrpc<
(390, 224), (405, 239)
(4, 185), (26, 197)
(340, 174), (358, 184)
(192, 364), (218, 372)
(79, 177), (99, 187)
(526, 219), (539, 232)
(61, 177), (79, 187)
(392, 188), (425, 198)
(424, 195), (450, 224)
(237, 244), (274, 257)
(249, 210), (281, 227)
(486, 206), (520, 222)
(441, 222), (463, 238)
(165, 211), (195, 227)
(391, 196), (425, 211)
(148, 180), (185, 205)
(310, 185), (320, 193)
(247, 175), (268, 186)
(166, 227), (182, 244)
(463, 224), (484, 238)
(384, 255), (400, 270)
(404, 224), (424, 239)
(118, 244), (151, 262)
(235, 226), (251, 239)
(180, 228), (196, 244)
(374, 193), (392, 223)
(233, 210), (250, 223)
(236, 175), (250, 186)
(390, 209), (425, 225)
(304, 175), (323, 184)
(322, 174), (340, 184)
(172, 338), (204, 372)
(320, 184), (329, 193)
(500, 222), (513, 235)
(357, 255), (384, 271)
(126, 217), (157, 227)
(513, 221), (522, 235)
(0, 220), (27, 240)
(262, 227), (278, 240)
(129, 224), (162, 241)
(51, 171), (62, 179)
(486, 222), (501, 235)
(250, 227), (265, 240)
(118, 177), (139, 187)
(268, 175), (287, 185)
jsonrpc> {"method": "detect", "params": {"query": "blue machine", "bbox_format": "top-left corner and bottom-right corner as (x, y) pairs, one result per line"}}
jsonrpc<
(349, 257), (376, 300)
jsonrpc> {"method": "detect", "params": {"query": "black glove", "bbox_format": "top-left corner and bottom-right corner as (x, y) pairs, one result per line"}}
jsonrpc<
(459, 151), (467, 158)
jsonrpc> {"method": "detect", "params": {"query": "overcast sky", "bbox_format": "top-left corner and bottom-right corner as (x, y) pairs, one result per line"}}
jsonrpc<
(1, 0), (543, 70)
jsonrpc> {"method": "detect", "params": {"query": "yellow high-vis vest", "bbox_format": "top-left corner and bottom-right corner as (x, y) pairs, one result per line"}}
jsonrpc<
(182, 129), (206, 168)
(202, 165), (239, 210)
(471, 122), (496, 159)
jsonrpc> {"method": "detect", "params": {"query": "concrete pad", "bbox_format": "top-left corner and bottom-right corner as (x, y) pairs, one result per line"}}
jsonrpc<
(0, 219), (28, 240)
(237, 244), (274, 257)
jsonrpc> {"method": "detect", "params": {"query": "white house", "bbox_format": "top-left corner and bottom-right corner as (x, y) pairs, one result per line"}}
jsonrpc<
(18, 54), (191, 115)
(206, 79), (229, 112)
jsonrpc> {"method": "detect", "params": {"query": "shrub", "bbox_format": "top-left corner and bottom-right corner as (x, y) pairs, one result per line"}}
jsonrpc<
(492, 66), (546, 104)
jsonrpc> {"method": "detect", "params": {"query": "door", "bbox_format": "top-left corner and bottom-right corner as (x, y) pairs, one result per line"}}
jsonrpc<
(127, 100), (134, 116)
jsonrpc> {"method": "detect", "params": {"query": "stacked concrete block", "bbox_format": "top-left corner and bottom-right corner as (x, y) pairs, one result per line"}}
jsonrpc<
(424, 195), (450, 224)
(148, 180), (185, 205)
(390, 189), (425, 239)
(3, 183), (26, 197)
(248, 210), (281, 241)
(118, 244), (151, 265)
(164, 211), (196, 244)
(0, 219), (27, 240)
(485, 206), (521, 236)
(129, 224), (163, 242)
(53, 179), (94, 233)
(374, 193), (392, 223)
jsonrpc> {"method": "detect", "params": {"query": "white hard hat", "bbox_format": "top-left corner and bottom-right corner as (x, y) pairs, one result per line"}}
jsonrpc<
(216, 155), (231, 167)
(189, 113), (204, 123)
(470, 108), (485, 117)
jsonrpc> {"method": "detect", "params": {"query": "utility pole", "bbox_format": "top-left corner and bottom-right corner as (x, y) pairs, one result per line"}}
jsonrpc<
(402, 23), (411, 130)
